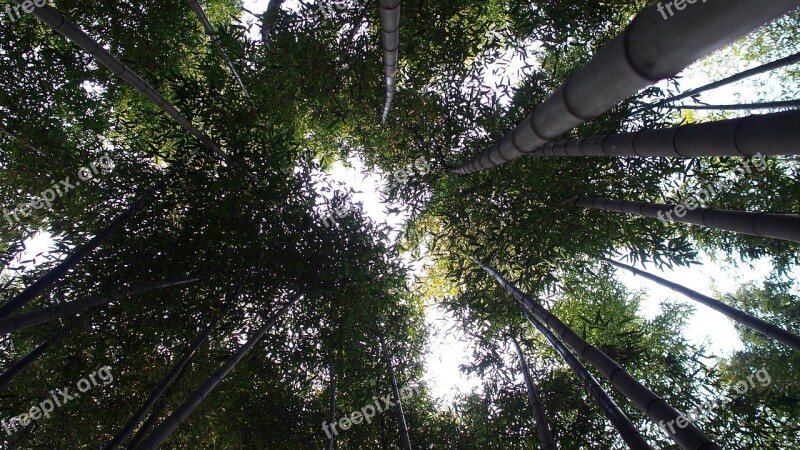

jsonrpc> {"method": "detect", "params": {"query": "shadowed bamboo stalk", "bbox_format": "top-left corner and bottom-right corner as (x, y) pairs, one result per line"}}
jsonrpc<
(133, 291), (305, 449)
(186, 0), (254, 105)
(603, 258), (800, 352)
(635, 51), (800, 113)
(516, 310), (652, 450)
(511, 336), (557, 450)
(0, 278), (201, 335)
(673, 99), (800, 111)
(12, 0), (260, 184)
(380, 334), (412, 450)
(530, 110), (800, 158)
(379, 0), (400, 122)
(453, 0), (800, 174)
(0, 148), (200, 319)
(574, 198), (800, 244)
(476, 260), (721, 450)
(104, 312), (225, 449)
(325, 362), (336, 450)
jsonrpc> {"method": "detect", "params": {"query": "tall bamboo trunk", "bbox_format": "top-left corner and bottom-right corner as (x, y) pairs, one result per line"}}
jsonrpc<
(603, 258), (800, 351)
(325, 362), (336, 450)
(511, 336), (557, 450)
(261, 0), (283, 42)
(12, 0), (259, 184)
(574, 198), (800, 244)
(530, 110), (800, 158)
(379, 335), (412, 450)
(133, 291), (304, 449)
(104, 312), (225, 449)
(186, 0), (253, 105)
(673, 100), (800, 111)
(0, 124), (48, 157)
(638, 51), (800, 113)
(378, 0), (400, 122)
(452, 0), (800, 174)
(0, 310), (96, 388)
(476, 260), (721, 450)
(126, 361), (193, 449)
(516, 313), (652, 450)
(0, 145), (201, 319)
(0, 278), (200, 335)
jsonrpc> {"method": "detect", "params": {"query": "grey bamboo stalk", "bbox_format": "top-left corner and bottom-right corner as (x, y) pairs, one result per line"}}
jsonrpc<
(673, 99), (800, 111)
(511, 336), (557, 450)
(0, 311), (95, 388)
(12, 0), (259, 184)
(325, 362), (336, 450)
(475, 260), (720, 450)
(378, 0), (400, 122)
(126, 362), (193, 449)
(380, 335), (412, 450)
(104, 312), (225, 449)
(635, 51), (800, 113)
(0, 278), (201, 335)
(186, 0), (254, 106)
(0, 148), (200, 319)
(574, 198), (800, 244)
(453, 0), (800, 174)
(603, 258), (800, 352)
(531, 110), (800, 158)
(515, 310), (652, 450)
(133, 291), (305, 449)
(260, 0), (283, 42)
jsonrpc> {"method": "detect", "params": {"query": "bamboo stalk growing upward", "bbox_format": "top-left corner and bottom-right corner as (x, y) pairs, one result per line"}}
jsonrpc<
(0, 278), (201, 335)
(476, 260), (720, 450)
(104, 312), (225, 449)
(12, 0), (260, 185)
(603, 258), (800, 352)
(636, 51), (800, 113)
(378, 0), (401, 122)
(516, 310), (652, 450)
(530, 110), (800, 158)
(574, 198), (800, 244)
(452, 0), (800, 174)
(186, 0), (254, 106)
(133, 291), (305, 449)
(380, 334), (412, 450)
(511, 336), (557, 450)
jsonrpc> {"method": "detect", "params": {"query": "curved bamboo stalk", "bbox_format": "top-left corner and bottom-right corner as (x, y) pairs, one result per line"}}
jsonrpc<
(476, 260), (720, 450)
(574, 198), (800, 244)
(673, 99), (800, 111)
(133, 291), (304, 449)
(104, 312), (225, 449)
(531, 110), (800, 158)
(452, 0), (800, 174)
(380, 334), (412, 450)
(186, 0), (253, 105)
(325, 362), (336, 450)
(603, 258), (800, 352)
(516, 311), (652, 450)
(12, 0), (260, 184)
(126, 362), (193, 449)
(378, 0), (400, 122)
(637, 51), (800, 113)
(0, 278), (201, 335)
(511, 336), (557, 450)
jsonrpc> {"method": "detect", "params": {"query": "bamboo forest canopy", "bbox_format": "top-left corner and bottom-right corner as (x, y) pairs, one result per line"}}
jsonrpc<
(0, 0), (799, 448)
